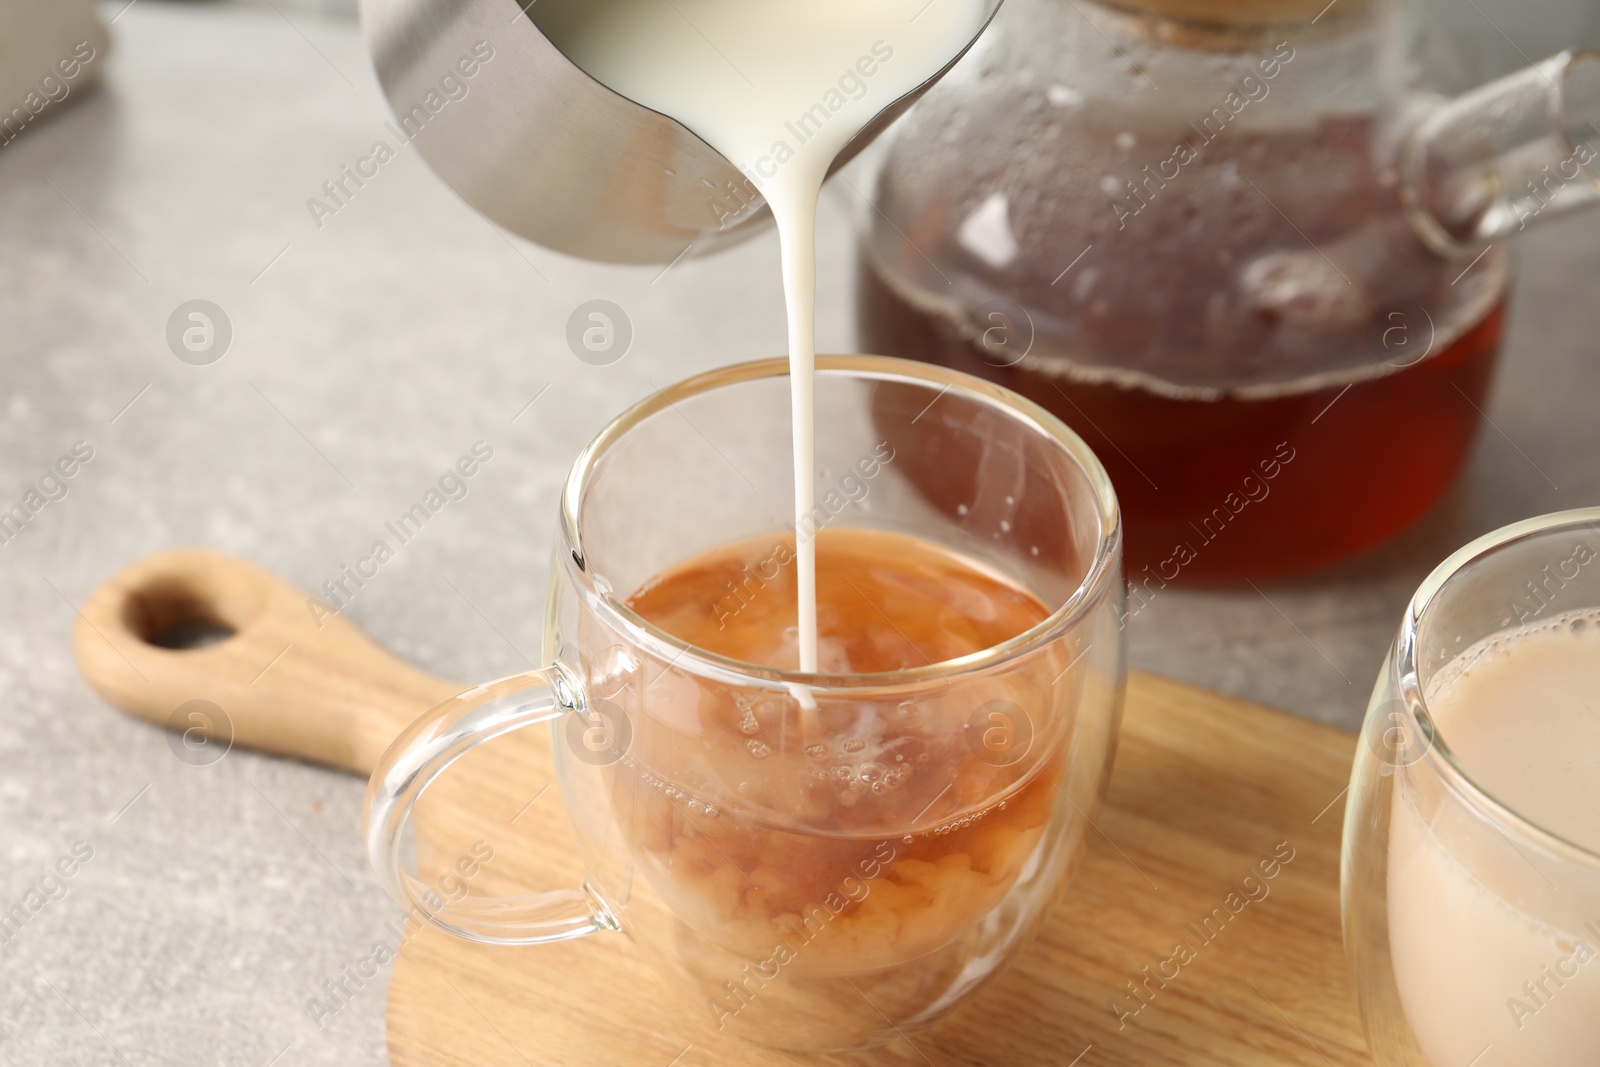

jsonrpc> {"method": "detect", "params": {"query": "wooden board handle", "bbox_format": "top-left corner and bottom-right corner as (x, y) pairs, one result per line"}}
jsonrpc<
(72, 549), (462, 776)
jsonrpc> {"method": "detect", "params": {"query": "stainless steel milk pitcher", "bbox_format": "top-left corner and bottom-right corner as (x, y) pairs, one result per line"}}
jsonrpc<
(358, 0), (1002, 263)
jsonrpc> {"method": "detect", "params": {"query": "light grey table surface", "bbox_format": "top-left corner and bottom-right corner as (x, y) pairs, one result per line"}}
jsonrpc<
(1, 2), (1596, 1065)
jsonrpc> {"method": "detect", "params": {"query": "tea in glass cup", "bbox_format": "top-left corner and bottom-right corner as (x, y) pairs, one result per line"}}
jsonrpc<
(365, 357), (1127, 1049)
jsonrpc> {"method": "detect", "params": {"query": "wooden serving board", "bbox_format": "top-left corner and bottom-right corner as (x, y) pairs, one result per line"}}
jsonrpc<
(74, 550), (1371, 1067)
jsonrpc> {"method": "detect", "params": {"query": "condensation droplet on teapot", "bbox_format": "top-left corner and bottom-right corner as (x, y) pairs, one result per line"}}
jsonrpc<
(746, 740), (771, 759)
(842, 739), (868, 754)
(805, 743), (828, 759)
(1241, 249), (1376, 334)
(1046, 84), (1081, 108)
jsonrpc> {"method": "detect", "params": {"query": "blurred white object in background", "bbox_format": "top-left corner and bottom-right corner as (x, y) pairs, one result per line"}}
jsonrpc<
(0, 0), (109, 149)
(229, 0), (358, 17)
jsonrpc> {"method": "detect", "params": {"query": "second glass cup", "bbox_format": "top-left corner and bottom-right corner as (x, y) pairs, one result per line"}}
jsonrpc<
(364, 355), (1127, 1050)
(1344, 509), (1600, 1066)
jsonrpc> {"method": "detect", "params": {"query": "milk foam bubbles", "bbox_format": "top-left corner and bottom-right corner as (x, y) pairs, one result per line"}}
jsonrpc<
(534, 0), (990, 669)
(1388, 611), (1600, 1067)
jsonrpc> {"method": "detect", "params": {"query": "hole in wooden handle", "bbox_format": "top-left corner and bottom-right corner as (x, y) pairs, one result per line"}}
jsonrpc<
(92, 550), (273, 658)
(76, 549), (455, 775)
(147, 620), (237, 650)
(123, 576), (243, 650)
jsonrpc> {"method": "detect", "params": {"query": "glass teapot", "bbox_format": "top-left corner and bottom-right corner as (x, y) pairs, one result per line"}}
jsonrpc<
(856, 0), (1600, 582)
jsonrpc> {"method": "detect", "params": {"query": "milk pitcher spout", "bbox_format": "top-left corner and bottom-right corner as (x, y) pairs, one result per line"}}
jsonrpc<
(357, 0), (1001, 265)
(1404, 49), (1600, 255)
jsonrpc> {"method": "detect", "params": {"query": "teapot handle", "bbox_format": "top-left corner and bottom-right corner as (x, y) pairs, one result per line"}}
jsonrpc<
(1404, 48), (1600, 255)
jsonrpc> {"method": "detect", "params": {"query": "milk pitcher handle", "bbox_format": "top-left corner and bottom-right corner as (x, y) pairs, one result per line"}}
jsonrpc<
(362, 665), (616, 945)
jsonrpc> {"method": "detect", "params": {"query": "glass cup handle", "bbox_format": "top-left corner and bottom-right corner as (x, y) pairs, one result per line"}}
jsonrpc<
(362, 664), (615, 945)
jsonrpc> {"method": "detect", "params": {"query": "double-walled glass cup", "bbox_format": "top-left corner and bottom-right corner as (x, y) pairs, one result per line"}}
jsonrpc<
(1343, 509), (1600, 1067)
(363, 356), (1126, 1050)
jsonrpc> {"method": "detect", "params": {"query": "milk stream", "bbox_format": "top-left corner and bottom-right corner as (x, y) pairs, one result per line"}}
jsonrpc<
(1388, 612), (1600, 1067)
(534, 0), (989, 671)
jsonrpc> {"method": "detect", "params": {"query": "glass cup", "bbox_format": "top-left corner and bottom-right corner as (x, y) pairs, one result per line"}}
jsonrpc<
(362, 355), (1127, 1050)
(1343, 508), (1600, 1067)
